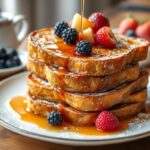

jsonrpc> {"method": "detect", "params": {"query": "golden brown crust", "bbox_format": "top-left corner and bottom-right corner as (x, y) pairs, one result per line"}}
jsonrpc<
(27, 71), (148, 111)
(27, 94), (145, 126)
(28, 28), (149, 76)
(28, 57), (140, 93)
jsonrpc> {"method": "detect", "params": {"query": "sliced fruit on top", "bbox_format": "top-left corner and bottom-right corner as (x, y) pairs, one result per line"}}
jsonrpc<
(119, 18), (138, 34)
(82, 28), (95, 44)
(71, 13), (94, 32)
(89, 12), (110, 33)
(136, 21), (150, 42)
(95, 27), (117, 49)
(78, 32), (87, 41)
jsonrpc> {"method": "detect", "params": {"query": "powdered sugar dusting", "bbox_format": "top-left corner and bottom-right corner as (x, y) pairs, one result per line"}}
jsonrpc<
(129, 113), (150, 126)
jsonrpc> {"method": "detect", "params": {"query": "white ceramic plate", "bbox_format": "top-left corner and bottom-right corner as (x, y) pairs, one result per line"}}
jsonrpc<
(0, 51), (27, 78)
(0, 72), (150, 146)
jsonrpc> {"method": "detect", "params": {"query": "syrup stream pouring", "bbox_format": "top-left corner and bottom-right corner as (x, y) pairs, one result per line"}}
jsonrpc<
(81, 0), (85, 33)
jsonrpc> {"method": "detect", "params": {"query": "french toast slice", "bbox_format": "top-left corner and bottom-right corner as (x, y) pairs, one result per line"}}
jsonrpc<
(27, 93), (146, 126)
(28, 28), (149, 76)
(27, 71), (148, 111)
(28, 57), (140, 93)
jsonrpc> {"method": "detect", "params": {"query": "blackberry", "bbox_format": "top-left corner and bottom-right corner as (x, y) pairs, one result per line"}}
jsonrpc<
(54, 21), (69, 37)
(76, 40), (92, 55)
(125, 29), (136, 37)
(62, 28), (78, 44)
(47, 111), (63, 126)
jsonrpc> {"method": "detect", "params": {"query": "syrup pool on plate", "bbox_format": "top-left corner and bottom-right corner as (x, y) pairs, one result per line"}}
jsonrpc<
(9, 96), (130, 136)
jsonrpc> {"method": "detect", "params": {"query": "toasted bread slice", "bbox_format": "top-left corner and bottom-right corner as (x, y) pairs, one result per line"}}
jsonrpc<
(28, 57), (140, 93)
(27, 94), (145, 126)
(28, 28), (149, 76)
(27, 71), (148, 111)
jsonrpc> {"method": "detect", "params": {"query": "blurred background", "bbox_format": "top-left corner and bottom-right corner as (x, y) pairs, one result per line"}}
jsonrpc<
(0, 0), (149, 32)
(0, 0), (149, 31)
(0, 0), (116, 31)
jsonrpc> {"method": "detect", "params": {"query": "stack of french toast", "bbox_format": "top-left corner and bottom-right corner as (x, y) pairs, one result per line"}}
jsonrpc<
(27, 13), (149, 129)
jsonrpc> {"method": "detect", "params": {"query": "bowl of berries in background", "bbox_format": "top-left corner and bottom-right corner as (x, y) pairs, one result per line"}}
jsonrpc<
(0, 47), (27, 78)
(118, 15), (150, 67)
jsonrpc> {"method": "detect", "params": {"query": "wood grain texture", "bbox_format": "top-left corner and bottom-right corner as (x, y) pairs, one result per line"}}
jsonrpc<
(0, 126), (150, 150)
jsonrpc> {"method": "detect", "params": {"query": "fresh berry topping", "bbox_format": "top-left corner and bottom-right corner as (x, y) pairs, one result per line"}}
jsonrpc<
(95, 111), (119, 132)
(76, 40), (92, 55)
(89, 12), (110, 33)
(71, 13), (94, 32)
(54, 21), (69, 37)
(136, 21), (150, 42)
(125, 29), (137, 37)
(119, 18), (138, 34)
(47, 111), (63, 126)
(95, 27), (117, 49)
(62, 28), (78, 44)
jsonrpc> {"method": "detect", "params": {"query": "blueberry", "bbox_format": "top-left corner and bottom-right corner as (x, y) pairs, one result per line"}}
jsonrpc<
(11, 49), (18, 56)
(0, 59), (5, 65)
(0, 59), (6, 69)
(13, 56), (21, 66)
(6, 58), (17, 68)
(7, 49), (18, 58)
(76, 40), (92, 55)
(47, 111), (63, 126)
(54, 21), (69, 37)
(0, 48), (7, 58)
(125, 30), (136, 37)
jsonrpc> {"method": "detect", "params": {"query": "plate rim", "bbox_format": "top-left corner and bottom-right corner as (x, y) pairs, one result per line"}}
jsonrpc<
(0, 72), (150, 145)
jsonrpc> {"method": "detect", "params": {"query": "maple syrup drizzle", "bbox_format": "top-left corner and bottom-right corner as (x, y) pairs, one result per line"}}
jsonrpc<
(81, 0), (85, 32)
(10, 96), (130, 136)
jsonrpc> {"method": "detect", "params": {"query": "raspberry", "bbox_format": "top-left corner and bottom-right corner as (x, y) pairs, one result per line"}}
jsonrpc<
(62, 28), (78, 44)
(76, 40), (92, 55)
(54, 21), (69, 37)
(95, 111), (119, 131)
(47, 111), (63, 126)
(89, 12), (110, 33)
(95, 27), (117, 49)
